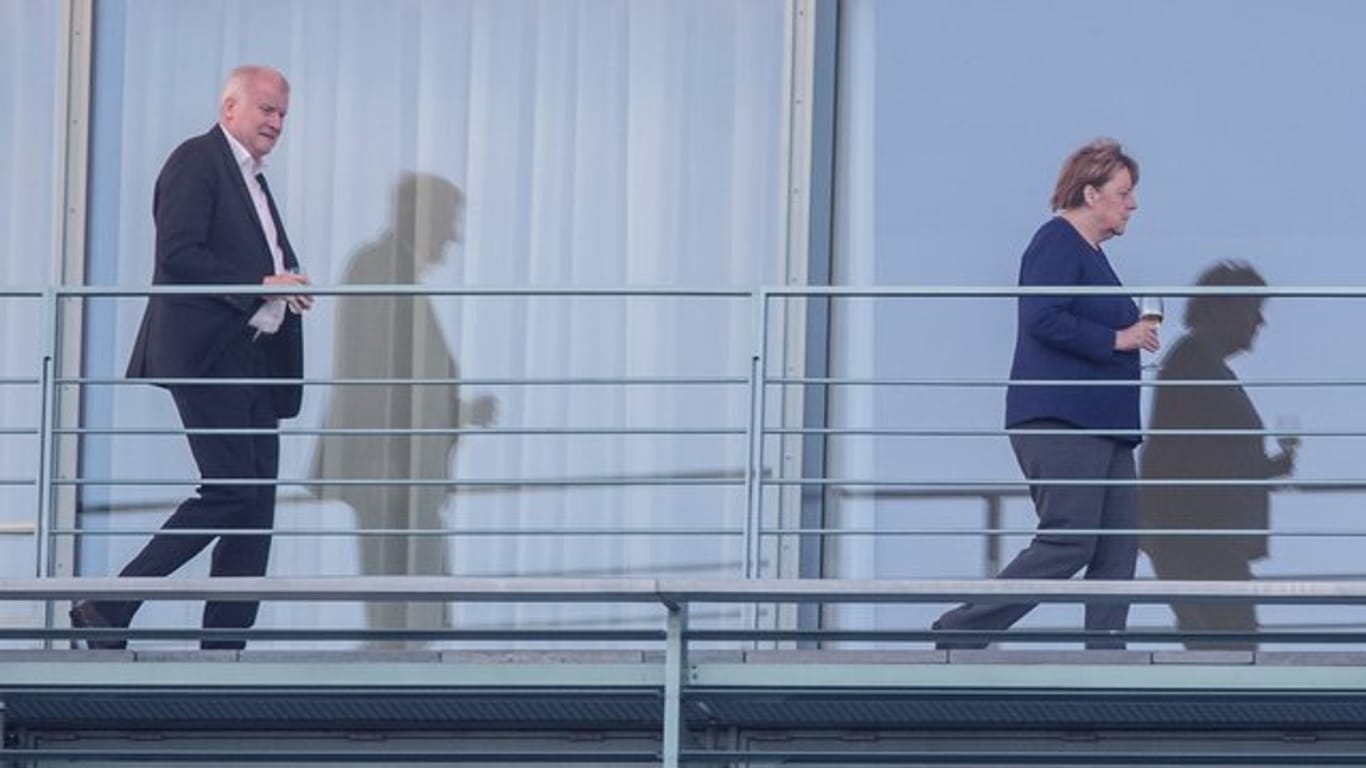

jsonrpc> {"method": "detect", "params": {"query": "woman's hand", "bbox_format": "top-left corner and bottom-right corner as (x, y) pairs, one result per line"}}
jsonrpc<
(1115, 319), (1160, 352)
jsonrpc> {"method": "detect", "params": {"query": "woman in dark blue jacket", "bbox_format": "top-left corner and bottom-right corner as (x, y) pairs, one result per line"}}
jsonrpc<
(934, 138), (1159, 649)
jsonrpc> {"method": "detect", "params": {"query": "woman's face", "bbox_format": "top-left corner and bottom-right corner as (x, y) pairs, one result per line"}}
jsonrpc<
(1087, 168), (1138, 242)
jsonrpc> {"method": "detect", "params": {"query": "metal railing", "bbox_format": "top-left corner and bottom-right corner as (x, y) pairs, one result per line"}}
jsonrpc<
(2, 283), (1365, 647)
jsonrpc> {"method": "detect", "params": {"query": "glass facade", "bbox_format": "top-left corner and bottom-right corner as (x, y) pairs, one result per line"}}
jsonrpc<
(827, 0), (1366, 642)
(5, 0), (1366, 648)
(0, 0), (65, 636)
(75, 0), (791, 644)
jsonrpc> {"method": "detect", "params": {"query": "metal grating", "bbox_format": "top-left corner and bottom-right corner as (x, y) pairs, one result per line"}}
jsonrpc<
(687, 690), (1366, 730)
(4, 691), (668, 730)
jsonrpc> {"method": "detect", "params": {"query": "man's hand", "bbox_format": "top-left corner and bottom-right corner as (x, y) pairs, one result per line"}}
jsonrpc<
(264, 271), (313, 313)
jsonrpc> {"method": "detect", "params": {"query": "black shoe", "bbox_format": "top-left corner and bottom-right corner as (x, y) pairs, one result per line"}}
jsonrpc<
(69, 601), (127, 650)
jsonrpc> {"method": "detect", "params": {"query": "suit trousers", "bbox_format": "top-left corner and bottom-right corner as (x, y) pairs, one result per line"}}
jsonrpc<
(934, 420), (1139, 649)
(95, 329), (279, 649)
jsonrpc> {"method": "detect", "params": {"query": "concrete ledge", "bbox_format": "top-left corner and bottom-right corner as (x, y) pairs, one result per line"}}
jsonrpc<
(943, 649), (1150, 665)
(8, 648), (1366, 668)
(1255, 651), (1366, 666)
(1152, 650), (1254, 665)
(744, 649), (947, 664)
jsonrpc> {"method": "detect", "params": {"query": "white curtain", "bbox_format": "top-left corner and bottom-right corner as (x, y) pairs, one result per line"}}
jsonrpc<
(0, 0), (63, 635)
(80, 0), (792, 643)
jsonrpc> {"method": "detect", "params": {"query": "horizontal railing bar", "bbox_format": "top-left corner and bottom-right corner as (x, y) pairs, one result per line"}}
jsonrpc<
(51, 527), (744, 538)
(30, 624), (1366, 646)
(767, 427), (1344, 437)
(661, 578), (1366, 604)
(52, 426), (1337, 439)
(56, 375), (1366, 389)
(41, 526), (1366, 540)
(30, 627), (1366, 645)
(55, 476), (1350, 488)
(763, 376), (1366, 387)
(48, 527), (1366, 540)
(42, 283), (1366, 298)
(49, 527), (1366, 540)
(0, 577), (666, 602)
(10, 576), (1366, 603)
(51, 425), (1350, 440)
(59, 426), (747, 437)
(766, 477), (1351, 487)
(684, 628), (1366, 644)
(59, 476), (747, 487)
(63, 375), (749, 386)
(759, 284), (1366, 298)
(65, 374), (1366, 387)
(759, 528), (1366, 537)
(840, 483), (1366, 498)
(63, 425), (1341, 441)
(62, 284), (754, 297)
(28, 627), (669, 643)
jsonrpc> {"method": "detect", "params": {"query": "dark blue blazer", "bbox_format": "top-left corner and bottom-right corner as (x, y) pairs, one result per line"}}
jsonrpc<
(126, 125), (304, 419)
(1004, 217), (1140, 443)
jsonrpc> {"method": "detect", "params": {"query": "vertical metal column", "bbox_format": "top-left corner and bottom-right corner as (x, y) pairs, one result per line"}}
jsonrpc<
(794, 0), (841, 642)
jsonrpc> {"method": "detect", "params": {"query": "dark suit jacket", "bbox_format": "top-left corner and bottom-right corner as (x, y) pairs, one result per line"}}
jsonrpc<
(126, 125), (304, 419)
(1004, 216), (1141, 443)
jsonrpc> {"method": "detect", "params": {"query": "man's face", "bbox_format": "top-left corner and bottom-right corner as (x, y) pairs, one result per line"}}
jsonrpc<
(223, 73), (289, 160)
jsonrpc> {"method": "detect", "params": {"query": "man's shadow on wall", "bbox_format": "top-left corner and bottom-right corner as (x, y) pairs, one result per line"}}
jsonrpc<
(310, 172), (496, 643)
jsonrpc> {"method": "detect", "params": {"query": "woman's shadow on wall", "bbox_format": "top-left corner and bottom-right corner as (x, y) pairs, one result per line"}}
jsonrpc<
(1139, 260), (1295, 651)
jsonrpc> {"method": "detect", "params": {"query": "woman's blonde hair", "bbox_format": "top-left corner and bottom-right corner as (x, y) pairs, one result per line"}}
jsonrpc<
(1050, 138), (1139, 212)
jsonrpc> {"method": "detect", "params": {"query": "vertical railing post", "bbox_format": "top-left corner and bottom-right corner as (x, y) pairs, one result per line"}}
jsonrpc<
(661, 600), (688, 768)
(35, 287), (60, 645)
(984, 492), (1003, 578)
(743, 289), (771, 581)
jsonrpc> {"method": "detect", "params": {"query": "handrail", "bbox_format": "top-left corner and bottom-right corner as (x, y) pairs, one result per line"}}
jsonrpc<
(4, 282), (1366, 651)
(9, 575), (1366, 604)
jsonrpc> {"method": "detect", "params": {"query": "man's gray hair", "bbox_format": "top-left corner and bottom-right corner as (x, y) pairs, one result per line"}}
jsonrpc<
(220, 65), (289, 107)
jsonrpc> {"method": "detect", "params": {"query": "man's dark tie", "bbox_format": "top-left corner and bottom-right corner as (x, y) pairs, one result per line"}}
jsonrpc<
(254, 172), (287, 259)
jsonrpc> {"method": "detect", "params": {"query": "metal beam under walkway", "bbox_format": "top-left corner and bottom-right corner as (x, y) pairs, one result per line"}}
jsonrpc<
(6, 648), (1366, 765)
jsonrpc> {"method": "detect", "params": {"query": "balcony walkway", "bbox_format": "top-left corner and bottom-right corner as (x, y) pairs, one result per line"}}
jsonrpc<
(6, 577), (1366, 764)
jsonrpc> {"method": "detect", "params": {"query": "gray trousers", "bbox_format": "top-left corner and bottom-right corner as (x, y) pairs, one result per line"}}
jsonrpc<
(934, 421), (1139, 649)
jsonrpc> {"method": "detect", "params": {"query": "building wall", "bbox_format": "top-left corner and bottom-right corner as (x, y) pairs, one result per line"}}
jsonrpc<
(5, 0), (1366, 648)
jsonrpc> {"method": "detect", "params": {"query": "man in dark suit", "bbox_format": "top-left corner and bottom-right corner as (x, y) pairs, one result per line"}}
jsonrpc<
(70, 65), (311, 650)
